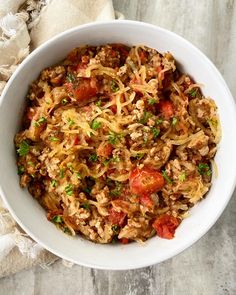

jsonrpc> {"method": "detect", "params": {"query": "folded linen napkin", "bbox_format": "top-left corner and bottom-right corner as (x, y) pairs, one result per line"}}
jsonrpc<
(0, 0), (118, 278)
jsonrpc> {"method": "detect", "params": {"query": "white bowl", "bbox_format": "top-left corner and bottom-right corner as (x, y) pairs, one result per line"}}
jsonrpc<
(0, 20), (236, 270)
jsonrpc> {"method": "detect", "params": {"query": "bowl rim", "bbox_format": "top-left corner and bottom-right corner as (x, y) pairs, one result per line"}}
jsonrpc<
(1, 19), (236, 270)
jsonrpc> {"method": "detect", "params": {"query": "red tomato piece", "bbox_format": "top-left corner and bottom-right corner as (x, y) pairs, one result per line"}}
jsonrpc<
(120, 238), (129, 244)
(108, 207), (126, 226)
(157, 100), (174, 119)
(139, 194), (154, 208)
(97, 143), (113, 158)
(129, 166), (165, 196)
(73, 136), (80, 145)
(66, 78), (98, 105)
(152, 214), (180, 239)
(110, 105), (117, 114)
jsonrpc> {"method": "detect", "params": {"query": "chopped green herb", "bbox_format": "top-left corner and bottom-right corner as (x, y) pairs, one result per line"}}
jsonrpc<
(110, 182), (123, 197)
(148, 98), (157, 105)
(63, 227), (71, 234)
(91, 120), (102, 130)
(178, 172), (186, 182)
(59, 169), (64, 179)
(17, 166), (25, 175)
(139, 111), (152, 125)
(172, 117), (178, 126)
(162, 170), (173, 184)
(151, 127), (160, 139)
(198, 163), (211, 176)
(33, 117), (46, 127)
(30, 174), (35, 178)
(108, 132), (123, 145)
(67, 163), (74, 171)
(66, 72), (75, 83)
(156, 118), (163, 125)
(17, 140), (30, 156)
(135, 153), (144, 160)
(81, 202), (90, 210)
(188, 88), (198, 97)
(27, 161), (34, 167)
(111, 80), (119, 92)
(65, 184), (73, 196)
(52, 215), (63, 223)
(49, 136), (59, 142)
(207, 119), (218, 128)
(89, 154), (98, 162)
(68, 118), (75, 126)
(61, 98), (68, 105)
(83, 187), (92, 194)
(95, 100), (102, 107)
(112, 156), (120, 163)
(112, 225), (120, 234)
(112, 236), (119, 244)
(143, 136), (148, 144)
(103, 159), (111, 166)
(76, 172), (82, 179)
(51, 179), (57, 187)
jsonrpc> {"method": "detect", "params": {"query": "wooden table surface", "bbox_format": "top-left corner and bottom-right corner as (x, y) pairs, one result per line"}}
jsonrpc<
(1, 1), (236, 294)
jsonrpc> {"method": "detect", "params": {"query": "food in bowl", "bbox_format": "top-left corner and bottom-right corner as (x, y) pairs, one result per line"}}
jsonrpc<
(14, 43), (220, 244)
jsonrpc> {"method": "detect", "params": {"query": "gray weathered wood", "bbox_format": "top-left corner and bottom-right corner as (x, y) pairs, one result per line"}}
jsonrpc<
(0, 0), (236, 294)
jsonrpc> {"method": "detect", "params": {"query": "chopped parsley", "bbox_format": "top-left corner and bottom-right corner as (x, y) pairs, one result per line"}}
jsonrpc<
(52, 215), (63, 223)
(81, 202), (90, 210)
(112, 225), (120, 234)
(68, 118), (75, 126)
(27, 161), (34, 167)
(108, 132), (123, 145)
(151, 127), (160, 139)
(65, 184), (73, 196)
(135, 153), (145, 160)
(198, 163), (211, 176)
(178, 172), (186, 182)
(76, 172), (82, 179)
(188, 88), (198, 97)
(33, 117), (46, 127)
(89, 154), (98, 162)
(112, 156), (120, 163)
(172, 117), (178, 126)
(83, 187), (92, 194)
(17, 140), (30, 156)
(95, 100), (102, 107)
(91, 120), (102, 130)
(156, 118), (163, 125)
(49, 136), (59, 142)
(59, 169), (65, 179)
(110, 182), (123, 197)
(67, 163), (74, 171)
(139, 111), (152, 125)
(111, 80), (119, 92)
(103, 159), (111, 166)
(63, 227), (71, 234)
(207, 119), (218, 128)
(162, 170), (173, 184)
(148, 98), (157, 105)
(66, 72), (76, 83)
(51, 179), (57, 187)
(61, 98), (68, 105)
(17, 166), (25, 175)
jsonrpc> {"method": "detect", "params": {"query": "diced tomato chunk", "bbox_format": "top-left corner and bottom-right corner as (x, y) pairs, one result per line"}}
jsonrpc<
(65, 78), (98, 105)
(120, 238), (129, 244)
(129, 166), (164, 196)
(139, 194), (154, 208)
(110, 105), (117, 114)
(157, 100), (174, 119)
(73, 136), (80, 145)
(152, 214), (180, 239)
(97, 143), (113, 158)
(108, 207), (126, 226)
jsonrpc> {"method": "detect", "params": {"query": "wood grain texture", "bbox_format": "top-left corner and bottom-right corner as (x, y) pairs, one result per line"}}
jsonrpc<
(0, 1), (236, 294)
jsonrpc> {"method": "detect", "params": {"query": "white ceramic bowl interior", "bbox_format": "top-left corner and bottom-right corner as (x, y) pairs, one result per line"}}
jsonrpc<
(0, 20), (236, 270)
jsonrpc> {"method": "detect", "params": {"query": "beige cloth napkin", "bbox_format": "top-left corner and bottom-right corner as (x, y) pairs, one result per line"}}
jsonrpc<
(0, 0), (117, 278)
